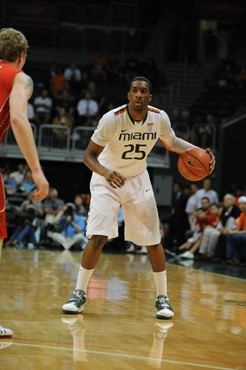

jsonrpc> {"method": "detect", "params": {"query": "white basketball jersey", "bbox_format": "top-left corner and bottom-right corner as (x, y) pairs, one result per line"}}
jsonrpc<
(91, 104), (194, 178)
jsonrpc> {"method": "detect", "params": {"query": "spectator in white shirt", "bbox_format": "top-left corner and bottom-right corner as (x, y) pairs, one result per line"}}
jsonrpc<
(34, 89), (52, 125)
(64, 63), (82, 95)
(185, 183), (198, 231)
(77, 91), (99, 126)
(28, 102), (35, 122)
(194, 178), (219, 209)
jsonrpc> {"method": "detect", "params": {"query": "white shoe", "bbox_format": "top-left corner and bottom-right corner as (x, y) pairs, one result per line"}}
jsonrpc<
(155, 296), (174, 319)
(0, 326), (13, 337)
(62, 289), (87, 314)
(180, 251), (194, 259)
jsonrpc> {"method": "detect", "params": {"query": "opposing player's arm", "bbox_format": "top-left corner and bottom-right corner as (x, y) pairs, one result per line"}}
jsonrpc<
(9, 72), (49, 200)
(83, 140), (126, 188)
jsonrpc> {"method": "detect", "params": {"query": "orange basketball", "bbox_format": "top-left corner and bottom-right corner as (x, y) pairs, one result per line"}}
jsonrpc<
(177, 148), (210, 181)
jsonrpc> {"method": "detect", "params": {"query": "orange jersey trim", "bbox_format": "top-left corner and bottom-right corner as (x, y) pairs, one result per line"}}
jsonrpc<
(114, 107), (127, 116)
(148, 106), (160, 114)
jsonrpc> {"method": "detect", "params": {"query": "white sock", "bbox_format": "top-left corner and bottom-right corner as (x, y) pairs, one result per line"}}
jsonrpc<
(75, 266), (94, 293)
(152, 270), (167, 297)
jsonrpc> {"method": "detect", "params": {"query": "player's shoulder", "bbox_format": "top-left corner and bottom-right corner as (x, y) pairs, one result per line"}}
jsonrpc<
(113, 104), (128, 117)
(147, 105), (162, 114)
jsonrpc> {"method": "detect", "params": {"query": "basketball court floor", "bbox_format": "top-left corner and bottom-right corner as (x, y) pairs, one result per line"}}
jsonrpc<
(0, 248), (245, 369)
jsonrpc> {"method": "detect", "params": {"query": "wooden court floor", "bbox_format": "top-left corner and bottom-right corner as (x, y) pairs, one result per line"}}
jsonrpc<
(0, 248), (245, 370)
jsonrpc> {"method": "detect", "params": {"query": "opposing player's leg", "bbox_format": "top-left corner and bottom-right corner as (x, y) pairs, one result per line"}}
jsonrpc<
(0, 237), (14, 338)
(147, 243), (174, 319)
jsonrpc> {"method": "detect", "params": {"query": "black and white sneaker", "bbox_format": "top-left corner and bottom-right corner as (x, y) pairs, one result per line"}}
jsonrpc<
(62, 289), (87, 314)
(155, 295), (174, 319)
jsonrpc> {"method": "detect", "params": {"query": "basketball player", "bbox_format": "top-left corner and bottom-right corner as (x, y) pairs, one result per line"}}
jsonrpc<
(0, 28), (49, 337)
(62, 76), (215, 319)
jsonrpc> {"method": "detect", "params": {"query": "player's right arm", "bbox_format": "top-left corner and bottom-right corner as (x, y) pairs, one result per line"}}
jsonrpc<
(83, 140), (126, 189)
(9, 72), (49, 201)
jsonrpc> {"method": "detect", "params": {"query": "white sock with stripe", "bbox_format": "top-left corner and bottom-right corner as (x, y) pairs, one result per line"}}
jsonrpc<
(75, 266), (94, 293)
(152, 270), (167, 297)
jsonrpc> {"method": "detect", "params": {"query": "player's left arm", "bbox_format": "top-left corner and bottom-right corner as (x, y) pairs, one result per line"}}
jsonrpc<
(159, 111), (215, 173)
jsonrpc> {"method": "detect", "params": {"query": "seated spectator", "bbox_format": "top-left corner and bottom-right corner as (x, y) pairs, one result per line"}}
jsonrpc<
(34, 89), (53, 125)
(52, 107), (72, 142)
(2, 170), (17, 195)
(179, 203), (220, 259)
(199, 194), (241, 260)
(64, 63), (82, 95)
(18, 169), (36, 195)
(194, 178), (219, 209)
(77, 91), (99, 126)
(47, 203), (88, 250)
(43, 187), (64, 225)
(74, 194), (87, 217)
(5, 193), (44, 249)
(226, 196), (246, 265)
(9, 163), (26, 186)
(185, 183), (199, 231)
(55, 87), (76, 122)
(50, 66), (66, 98)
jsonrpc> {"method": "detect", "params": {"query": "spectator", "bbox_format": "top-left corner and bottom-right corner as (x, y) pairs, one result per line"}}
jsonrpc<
(165, 184), (190, 251)
(47, 203), (88, 250)
(55, 87), (76, 121)
(225, 196), (246, 265)
(194, 114), (216, 149)
(200, 194), (241, 260)
(5, 193), (44, 249)
(74, 194), (87, 217)
(185, 183), (199, 231)
(9, 163), (26, 186)
(179, 203), (220, 259)
(2, 170), (17, 195)
(77, 91), (99, 126)
(52, 107), (72, 142)
(18, 168), (36, 195)
(43, 187), (64, 225)
(64, 63), (82, 95)
(194, 178), (219, 209)
(34, 89), (53, 125)
(50, 66), (66, 98)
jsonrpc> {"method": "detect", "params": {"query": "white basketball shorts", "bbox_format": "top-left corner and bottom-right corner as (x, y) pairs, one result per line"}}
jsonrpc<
(86, 170), (161, 246)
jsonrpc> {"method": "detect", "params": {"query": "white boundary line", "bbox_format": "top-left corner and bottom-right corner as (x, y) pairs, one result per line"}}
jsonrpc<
(12, 342), (236, 369)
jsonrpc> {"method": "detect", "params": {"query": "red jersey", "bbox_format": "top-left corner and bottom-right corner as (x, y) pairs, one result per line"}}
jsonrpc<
(0, 60), (22, 143)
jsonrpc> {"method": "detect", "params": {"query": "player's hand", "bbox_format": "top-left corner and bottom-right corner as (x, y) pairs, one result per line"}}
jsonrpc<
(31, 170), (49, 201)
(103, 170), (126, 189)
(205, 148), (215, 174)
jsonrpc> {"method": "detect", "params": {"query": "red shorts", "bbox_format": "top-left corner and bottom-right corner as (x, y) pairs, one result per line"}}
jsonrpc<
(0, 173), (7, 239)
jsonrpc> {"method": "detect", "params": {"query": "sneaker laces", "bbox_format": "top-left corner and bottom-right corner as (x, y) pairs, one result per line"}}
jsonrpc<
(68, 289), (86, 304)
(156, 295), (171, 309)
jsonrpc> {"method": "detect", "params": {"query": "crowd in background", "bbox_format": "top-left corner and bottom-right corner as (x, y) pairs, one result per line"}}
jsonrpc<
(3, 163), (246, 268)
(24, 55), (246, 152)
(164, 178), (246, 267)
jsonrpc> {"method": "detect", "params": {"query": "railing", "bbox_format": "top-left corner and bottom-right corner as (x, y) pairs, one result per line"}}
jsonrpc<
(0, 124), (170, 168)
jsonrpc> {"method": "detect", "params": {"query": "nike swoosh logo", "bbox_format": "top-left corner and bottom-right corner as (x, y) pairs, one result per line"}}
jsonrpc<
(146, 188), (150, 192)
(121, 129), (128, 132)
(188, 160), (203, 171)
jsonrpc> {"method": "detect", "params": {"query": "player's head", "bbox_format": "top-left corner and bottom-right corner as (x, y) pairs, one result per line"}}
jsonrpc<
(0, 28), (29, 68)
(128, 76), (152, 112)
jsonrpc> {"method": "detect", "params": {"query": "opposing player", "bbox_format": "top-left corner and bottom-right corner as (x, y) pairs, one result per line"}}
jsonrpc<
(62, 76), (215, 319)
(0, 28), (49, 337)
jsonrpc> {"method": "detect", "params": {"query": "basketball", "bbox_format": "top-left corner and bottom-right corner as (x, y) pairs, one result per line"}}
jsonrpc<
(177, 148), (210, 181)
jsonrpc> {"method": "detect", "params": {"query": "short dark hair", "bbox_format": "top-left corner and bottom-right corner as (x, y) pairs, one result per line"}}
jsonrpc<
(201, 196), (210, 203)
(130, 76), (152, 93)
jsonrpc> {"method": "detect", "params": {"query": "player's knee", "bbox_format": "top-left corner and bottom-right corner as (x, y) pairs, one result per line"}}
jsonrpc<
(89, 235), (108, 250)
